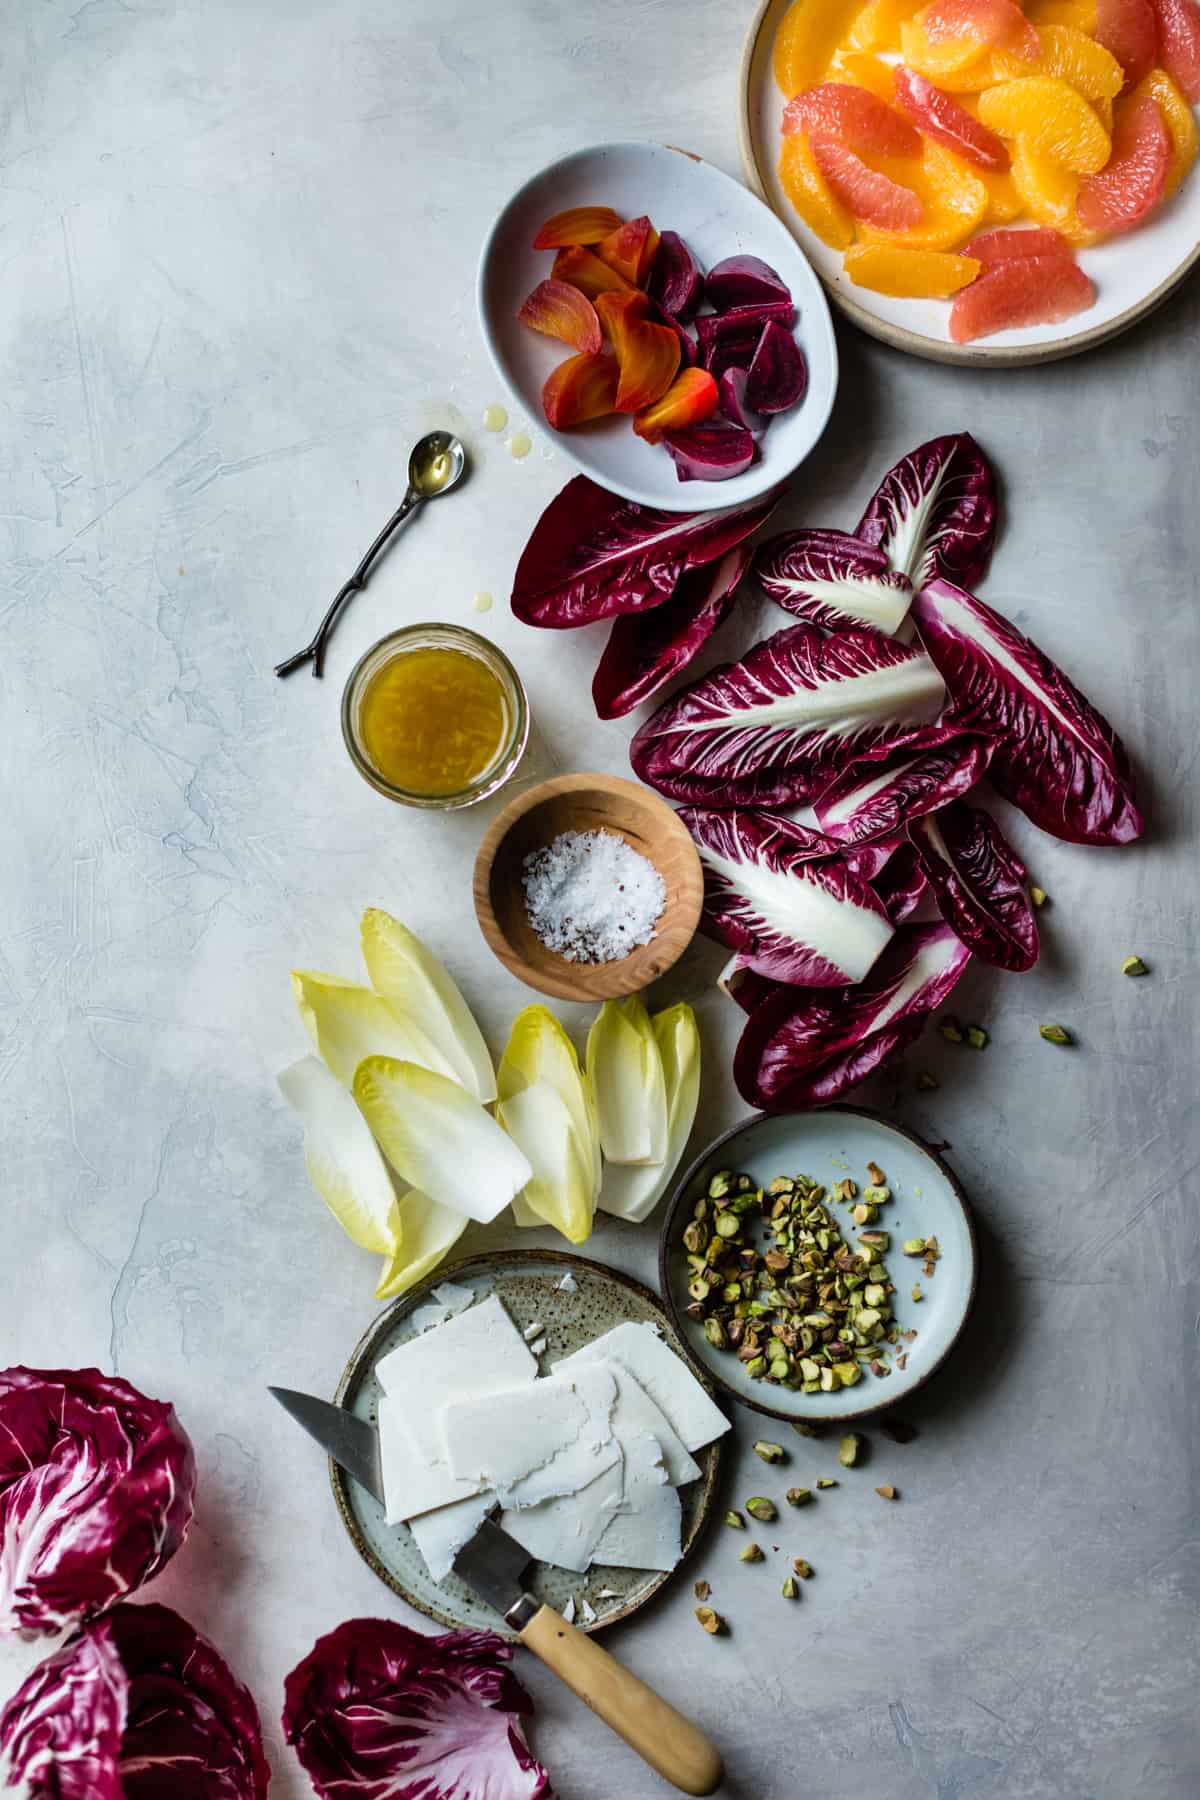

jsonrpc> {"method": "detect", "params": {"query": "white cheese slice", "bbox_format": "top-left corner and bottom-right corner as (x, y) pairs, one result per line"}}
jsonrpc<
(593, 1433), (681, 1572)
(588, 1361), (699, 1488)
(375, 1295), (537, 1523)
(557, 1322), (729, 1453)
(562, 1595), (576, 1624)
(442, 1366), (619, 1509)
(499, 1458), (624, 1573)
(408, 1490), (496, 1583)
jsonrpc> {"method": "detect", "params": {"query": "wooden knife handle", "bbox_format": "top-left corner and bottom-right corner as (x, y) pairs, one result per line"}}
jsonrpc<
(519, 1602), (723, 1796)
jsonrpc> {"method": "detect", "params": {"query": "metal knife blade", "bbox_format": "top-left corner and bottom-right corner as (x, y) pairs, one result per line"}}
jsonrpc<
(269, 1386), (384, 1504)
(452, 1516), (536, 1621)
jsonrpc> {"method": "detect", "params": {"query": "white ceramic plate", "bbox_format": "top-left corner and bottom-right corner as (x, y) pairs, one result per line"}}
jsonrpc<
(659, 1107), (976, 1422)
(477, 141), (839, 510)
(739, 0), (1200, 368)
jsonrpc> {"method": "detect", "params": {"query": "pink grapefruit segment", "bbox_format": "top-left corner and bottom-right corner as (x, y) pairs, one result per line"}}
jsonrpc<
(964, 223), (1076, 260)
(1095, 0), (1158, 86)
(920, 0), (1042, 57)
(893, 63), (1012, 165)
(809, 137), (926, 225)
(1152, 0), (1200, 100)
(1076, 92), (1171, 227)
(949, 252), (1095, 339)
(782, 81), (923, 154)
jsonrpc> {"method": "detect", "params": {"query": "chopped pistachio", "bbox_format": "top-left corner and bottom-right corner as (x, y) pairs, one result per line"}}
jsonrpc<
(1030, 884), (1048, 908)
(792, 1558), (813, 1579)
(739, 1543), (765, 1564)
(745, 1496), (777, 1522)
(694, 1579), (711, 1601)
(744, 1355), (767, 1379)
(753, 1440), (786, 1464)
(723, 1510), (745, 1530)
(714, 1211), (741, 1239)
(911, 1283), (924, 1303)
(866, 1162), (885, 1186)
(702, 1316), (727, 1350)
(965, 1025), (989, 1050)
(939, 1017), (964, 1044)
(1039, 1023), (1073, 1045)
(916, 1070), (939, 1092)
(902, 1238), (927, 1256)
(815, 1477), (838, 1490)
(874, 1484), (898, 1500)
(852, 1201), (879, 1225)
(781, 1576), (799, 1599)
(791, 1420), (823, 1438)
(1121, 954), (1149, 977)
(694, 1605), (725, 1634)
(786, 1486), (813, 1507)
(839, 1432), (863, 1468)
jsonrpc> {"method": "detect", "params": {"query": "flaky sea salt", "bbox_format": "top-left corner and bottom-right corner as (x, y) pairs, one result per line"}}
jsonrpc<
(521, 829), (666, 964)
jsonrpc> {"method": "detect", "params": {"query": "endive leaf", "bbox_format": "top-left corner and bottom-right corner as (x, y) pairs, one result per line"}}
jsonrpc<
(498, 1084), (595, 1245)
(586, 998), (668, 1166)
(375, 1189), (470, 1298)
(293, 971), (455, 1089)
(598, 1004), (701, 1224)
(353, 1057), (531, 1223)
(498, 1006), (601, 1204)
(278, 1055), (400, 1255)
(361, 909), (497, 1103)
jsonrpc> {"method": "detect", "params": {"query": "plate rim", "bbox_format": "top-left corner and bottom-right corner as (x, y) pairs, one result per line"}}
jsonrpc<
(330, 1245), (727, 1637)
(736, 0), (1200, 369)
(475, 136), (840, 509)
(657, 1103), (978, 1423)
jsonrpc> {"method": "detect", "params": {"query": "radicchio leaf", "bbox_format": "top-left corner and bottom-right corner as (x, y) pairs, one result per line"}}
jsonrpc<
(909, 802), (1038, 970)
(752, 528), (913, 636)
(591, 544), (750, 719)
(0, 1604), (270, 1800)
(679, 807), (893, 985)
(0, 1368), (196, 1638)
(871, 839), (929, 923)
(282, 1618), (551, 1800)
(913, 578), (1144, 846)
(511, 476), (779, 629)
(733, 920), (971, 1110)
(630, 625), (947, 809)
(813, 730), (993, 846)
(856, 433), (998, 589)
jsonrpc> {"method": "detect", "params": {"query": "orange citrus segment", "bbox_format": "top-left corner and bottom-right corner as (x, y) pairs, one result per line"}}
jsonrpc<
(845, 243), (983, 292)
(831, 49), (906, 101)
(774, 0), (870, 95)
(992, 23), (1124, 100)
(1027, 0), (1097, 29)
(857, 138), (990, 246)
(977, 75), (1113, 170)
(1008, 134), (1098, 239)
(978, 164), (1027, 217)
(778, 133), (857, 247)
(849, 0), (925, 50)
(899, 19), (1002, 82)
(1133, 66), (1198, 192)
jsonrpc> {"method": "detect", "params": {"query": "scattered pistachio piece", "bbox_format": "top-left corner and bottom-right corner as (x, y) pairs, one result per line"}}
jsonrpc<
(791, 1420), (823, 1438)
(838, 1432), (863, 1468)
(753, 1440), (786, 1464)
(723, 1510), (745, 1530)
(739, 1543), (765, 1563)
(915, 1070), (939, 1092)
(785, 1486), (813, 1507)
(745, 1496), (777, 1522)
(694, 1580), (711, 1601)
(911, 1283), (924, 1303)
(792, 1558), (813, 1579)
(781, 1576), (799, 1599)
(965, 1025), (989, 1051)
(695, 1606), (725, 1634)
(815, 1477), (838, 1490)
(1039, 1023), (1073, 1045)
(939, 1017), (964, 1044)
(866, 1161), (886, 1186)
(902, 1238), (927, 1256)
(1030, 885), (1048, 908)
(875, 1484), (898, 1500)
(1121, 954), (1148, 977)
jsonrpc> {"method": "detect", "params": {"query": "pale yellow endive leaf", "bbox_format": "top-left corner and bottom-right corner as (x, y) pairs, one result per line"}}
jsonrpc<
(361, 910), (496, 1103)
(278, 1055), (401, 1255)
(598, 1004), (701, 1224)
(586, 997), (668, 1166)
(498, 1005), (601, 1206)
(498, 1083), (595, 1245)
(353, 1056), (530, 1223)
(292, 971), (456, 1089)
(375, 1188), (470, 1298)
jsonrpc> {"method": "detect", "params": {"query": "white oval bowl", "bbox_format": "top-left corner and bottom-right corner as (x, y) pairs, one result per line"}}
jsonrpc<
(477, 141), (839, 511)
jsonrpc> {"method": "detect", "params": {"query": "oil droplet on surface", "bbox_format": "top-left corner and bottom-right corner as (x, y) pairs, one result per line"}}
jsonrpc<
(472, 591), (494, 613)
(482, 404), (508, 433)
(508, 432), (532, 460)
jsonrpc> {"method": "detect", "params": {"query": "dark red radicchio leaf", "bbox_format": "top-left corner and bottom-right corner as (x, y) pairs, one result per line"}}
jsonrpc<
(909, 802), (1038, 970)
(678, 806), (893, 985)
(592, 543), (751, 719)
(630, 625), (947, 808)
(0, 1604), (270, 1800)
(511, 475), (780, 629)
(0, 1368), (196, 1637)
(282, 1618), (551, 1800)
(718, 955), (781, 1016)
(856, 433), (998, 589)
(752, 528), (913, 636)
(871, 839), (929, 922)
(733, 920), (971, 1110)
(913, 578), (1144, 846)
(813, 730), (992, 846)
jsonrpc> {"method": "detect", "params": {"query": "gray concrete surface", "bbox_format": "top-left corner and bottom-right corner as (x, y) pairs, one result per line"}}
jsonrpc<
(1, 2), (1197, 1796)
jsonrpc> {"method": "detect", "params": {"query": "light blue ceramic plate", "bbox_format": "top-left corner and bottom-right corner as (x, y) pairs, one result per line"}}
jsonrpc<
(658, 1108), (976, 1424)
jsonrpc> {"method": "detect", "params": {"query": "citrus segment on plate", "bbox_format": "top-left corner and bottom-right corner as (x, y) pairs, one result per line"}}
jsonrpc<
(857, 138), (990, 245)
(991, 21), (1124, 96)
(784, 80), (923, 152)
(1076, 92), (1171, 226)
(948, 248), (1095, 336)
(894, 62), (1013, 164)
(1027, 0), (1097, 27)
(831, 48), (908, 97)
(900, 17), (1001, 79)
(1095, 0), (1158, 87)
(811, 137), (927, 224)
(921, 0), (1042, 56)
(1008, 133), (1097, 236)
(845, 242), (983, 289)
(977, 162), (1027, 215)
(977, 74), (1113, 168)
(778, 132), (858, 245)
(965, 220), (1075, 257)
(774, 0), (868, 94)
(1133, 66), (1199, 190)
(1153, 0), (1200, 102)
(849, 0), (925, 52)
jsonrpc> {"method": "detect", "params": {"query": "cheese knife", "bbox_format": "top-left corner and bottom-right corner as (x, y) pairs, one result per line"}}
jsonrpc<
(270, 1386), (723, 1797)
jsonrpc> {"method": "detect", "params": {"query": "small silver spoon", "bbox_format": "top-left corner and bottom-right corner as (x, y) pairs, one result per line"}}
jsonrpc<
(275, 431), (468, 679)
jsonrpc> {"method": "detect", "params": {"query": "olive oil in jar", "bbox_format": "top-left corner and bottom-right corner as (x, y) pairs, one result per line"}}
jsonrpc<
(357, 644), (511, 798)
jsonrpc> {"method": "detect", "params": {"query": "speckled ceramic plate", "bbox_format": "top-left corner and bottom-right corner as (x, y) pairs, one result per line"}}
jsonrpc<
(659, 1108), (976, 1423)
(331, 1249), (725, 1640)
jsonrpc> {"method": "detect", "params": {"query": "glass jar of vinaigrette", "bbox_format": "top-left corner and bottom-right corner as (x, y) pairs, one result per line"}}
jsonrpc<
(341, 625), (529, 809)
